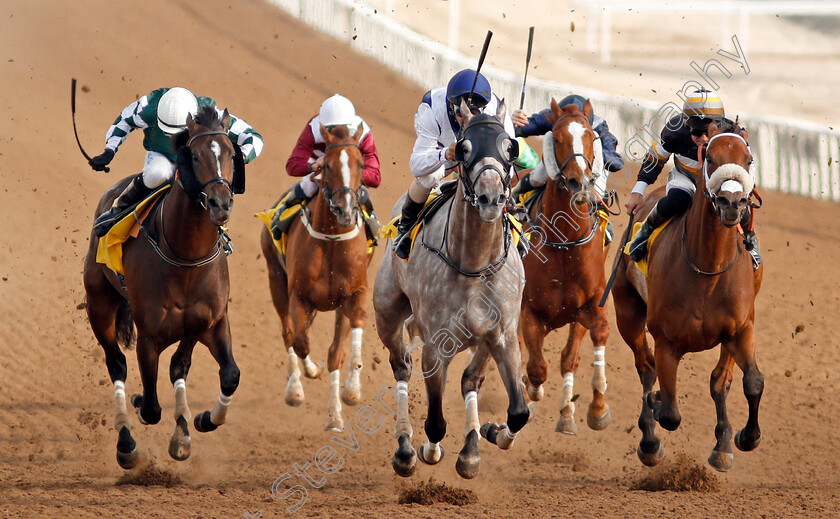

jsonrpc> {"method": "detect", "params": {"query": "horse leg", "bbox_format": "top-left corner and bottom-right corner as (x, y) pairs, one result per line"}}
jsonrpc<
(167, 339), (197, 461)
(480, 329), (531, 451)
(325, 312), (350, 432)
(194, 315), (241, 433)
(265, 252), (305, 406)
(373, 270), (415, 477)
(418, 349), (448, 468)
(649, 339), (682, 431)
(340, 292), (366, 407)
(455, 345), (490, 479)
(578, 303), (612, 431)
(131, 333), (163, 426)
(520, 305), (547, 402)
(708, 349), (736, 472)
(555, 323), (585, 435)
(613, 274), (662, 466)
(285, 296), (318, 407)
(85, 267), (139, 469)
(730, 326), (764, 452)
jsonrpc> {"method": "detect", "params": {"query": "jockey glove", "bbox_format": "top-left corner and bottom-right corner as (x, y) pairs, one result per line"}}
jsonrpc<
(89, 149), (115, 171)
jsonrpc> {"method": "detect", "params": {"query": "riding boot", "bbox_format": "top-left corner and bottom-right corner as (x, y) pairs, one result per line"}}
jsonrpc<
(392, 198), (426, 260)
(271, 183), (308, 240)
(510, 173), (534, 204)
(94, 176), (153, 237)
(628, 204), (667, 262)
(359, 187), (381, 242)
(740, 209), (761, 269)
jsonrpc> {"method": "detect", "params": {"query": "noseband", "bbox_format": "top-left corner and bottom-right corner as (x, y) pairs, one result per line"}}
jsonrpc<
(186, 129), (235, 209)
(320, 141), (364, 219)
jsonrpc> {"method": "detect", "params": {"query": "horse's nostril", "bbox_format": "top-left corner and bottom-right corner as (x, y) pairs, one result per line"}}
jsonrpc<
(497, 194), (506, 205)
(209, 198), (220, 209)
(567, 178), (581, 191)
(477, 195), (490, 206)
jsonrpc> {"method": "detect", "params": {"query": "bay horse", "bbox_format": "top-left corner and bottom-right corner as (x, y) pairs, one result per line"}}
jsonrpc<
(612, 122), (763, 471)
(519, 97), (612, 435)
(260, 123), (371, 432)
(374, 99), (529, 479)
(83, 106), (245, 469)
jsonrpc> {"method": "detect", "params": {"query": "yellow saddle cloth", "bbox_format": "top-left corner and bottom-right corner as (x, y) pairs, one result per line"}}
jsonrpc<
(622, 217), (674, 276)
(95, 185), (170, 275)
(254, 200), (377, 257)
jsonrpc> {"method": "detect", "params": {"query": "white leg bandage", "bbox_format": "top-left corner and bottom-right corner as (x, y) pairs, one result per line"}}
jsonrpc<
(421, 441), (442, 463)
(561, 372), (576, 415)
(326, 369), (343, 430)
(287, 347), (301, 379)
(592, 346), (608, 395)
(114, 380), (129, 430)
(302, 354), (320, 379)
(210, 392), (232, 425)
(394, 380), (413, 438)
(496, 425), (518, 450)
(464, 391), (480, 437)
(349, 328), (363, 371)
(173, 378), (191, 422)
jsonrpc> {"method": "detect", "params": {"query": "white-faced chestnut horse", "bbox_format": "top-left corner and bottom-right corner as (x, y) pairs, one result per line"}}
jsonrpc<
(519, 98), (613, 435)
(261, 124), (372, 432)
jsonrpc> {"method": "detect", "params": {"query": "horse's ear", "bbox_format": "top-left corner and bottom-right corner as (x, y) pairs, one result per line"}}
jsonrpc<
(582, 99), (593, 120)
(221, 108), (231, 130)
(186, 112), (196, 133)
(707, 122), (722, 138)
(549, 97), (561, 121)
(738, 128), (749, 142)
(320, 123), (331, 144)
(353, 122), (364, 142)
(495, 98), (507, 124)
(458, 98), (473, 127)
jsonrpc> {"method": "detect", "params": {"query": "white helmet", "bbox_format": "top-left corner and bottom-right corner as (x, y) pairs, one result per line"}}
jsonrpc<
(157, 87), (199, 134)
(319, 94), (356, 127)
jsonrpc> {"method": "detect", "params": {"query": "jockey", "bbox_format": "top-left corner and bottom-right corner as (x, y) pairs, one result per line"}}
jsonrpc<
(510, 94), (625, 243)
(270, 94), (381, 240)
(89, 87), (263, 237)
(392, 69), (516, 259)
(624, 88), (761, 267)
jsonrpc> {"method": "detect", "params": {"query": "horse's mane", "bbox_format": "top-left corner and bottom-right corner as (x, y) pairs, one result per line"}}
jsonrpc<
(327, 125), (351, 140)
(714, 117), (745, 136)
(172, 106), (224, 150)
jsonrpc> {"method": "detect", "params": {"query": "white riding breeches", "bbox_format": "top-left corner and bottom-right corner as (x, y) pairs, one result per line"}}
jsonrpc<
(665, 169), (697, 196)
(141, 151), (177, 189)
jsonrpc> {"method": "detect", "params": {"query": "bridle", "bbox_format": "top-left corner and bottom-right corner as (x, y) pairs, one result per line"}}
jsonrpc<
(184, 129), (235, 210)
(318, 141), (364, 221)
(547, 112), (600, 191)
(456, 118), (514, 208)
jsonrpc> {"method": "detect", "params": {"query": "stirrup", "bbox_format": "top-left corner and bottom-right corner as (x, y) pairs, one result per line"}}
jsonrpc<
(393, 231), (412, 260)
(628, 235), (649, 262)
(220, 229), (234, 255)
(604, 221), (614, 247)
(93, 207), (132, 238)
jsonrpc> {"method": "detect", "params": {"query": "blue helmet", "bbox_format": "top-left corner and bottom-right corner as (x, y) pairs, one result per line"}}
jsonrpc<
(446, 69), (492, 110)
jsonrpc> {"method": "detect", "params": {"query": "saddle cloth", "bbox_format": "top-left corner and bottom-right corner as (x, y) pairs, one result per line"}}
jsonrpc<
(255, 200), (376, 257)
(95, 185), (170, 275)
(622, 215), (675, 276)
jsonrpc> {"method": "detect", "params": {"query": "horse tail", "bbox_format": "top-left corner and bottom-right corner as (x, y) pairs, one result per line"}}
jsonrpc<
(115, 300), (136, 351)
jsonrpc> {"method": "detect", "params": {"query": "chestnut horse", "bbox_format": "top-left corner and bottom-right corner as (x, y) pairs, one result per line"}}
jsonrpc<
(374, 100), (529, 480)
(612, 123), (763, 472)
(519, 98), (613, 435)
(261, 124), (372, 432)
(83, 106), (244, 468)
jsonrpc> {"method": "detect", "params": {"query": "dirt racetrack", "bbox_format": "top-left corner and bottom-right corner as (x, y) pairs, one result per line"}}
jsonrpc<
(2, 1), (840, 517)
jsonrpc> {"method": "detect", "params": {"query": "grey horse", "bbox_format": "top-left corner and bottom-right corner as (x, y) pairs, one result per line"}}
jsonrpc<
(373, 100), (530, 479)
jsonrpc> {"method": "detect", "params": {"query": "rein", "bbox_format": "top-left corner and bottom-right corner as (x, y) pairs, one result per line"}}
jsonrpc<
(421, 195), (513, 277)
(142, 194), (226, 268)
(680, 216), (740, 276)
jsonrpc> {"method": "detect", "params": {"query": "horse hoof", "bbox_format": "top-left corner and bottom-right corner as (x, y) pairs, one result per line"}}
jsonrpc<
(340, 375), (361, 406)
(734, 429), (761, 452)
(302, 359), (323, 380)
(456, 430), (480, 479)
(526, 402), (536, 424)
(522, 375), (544, 401)
(417, 443), (444, 465)
(193, 410), (218, 433)
(587, 408), (612, 431)
(324, 415), (344, 433)
(168, 416), (191, 461)
(637, 442), (664, 467)
(116, 426), (139, 470)
(284, 379), (305, 407)
(392, 434), (416, 477)
(555, 415), (578, 435)
(708, 449), (734, 472)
